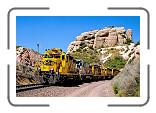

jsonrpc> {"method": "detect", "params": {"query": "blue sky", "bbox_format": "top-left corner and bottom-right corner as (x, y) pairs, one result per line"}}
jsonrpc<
(16, 16), (140, 54)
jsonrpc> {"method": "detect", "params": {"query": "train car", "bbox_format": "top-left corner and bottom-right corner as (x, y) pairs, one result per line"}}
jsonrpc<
(92, 64), (102, 80)
(59, 53), (80, 82)
(35, 48), (62, 84)
(79, 62), (93, 81)
(101, 68), (120, 79)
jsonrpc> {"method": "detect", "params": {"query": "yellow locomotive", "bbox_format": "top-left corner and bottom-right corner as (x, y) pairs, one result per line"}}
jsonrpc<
(35, 48), (81, 84)
(34, 48), (120, 84)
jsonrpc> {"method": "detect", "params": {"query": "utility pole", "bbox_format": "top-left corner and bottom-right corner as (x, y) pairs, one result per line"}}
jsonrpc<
(37, 42), (39, 53)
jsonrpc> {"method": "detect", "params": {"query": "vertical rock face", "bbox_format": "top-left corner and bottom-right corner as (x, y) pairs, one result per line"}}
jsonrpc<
(106, 28), (118, 46)
(67, 27), (132, 53)
(126, 29), (132, 40)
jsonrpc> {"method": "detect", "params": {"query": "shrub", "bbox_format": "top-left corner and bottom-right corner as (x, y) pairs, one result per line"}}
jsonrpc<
(104, 56), (126, 70)
(16, 45), (21, 49)
(79, 42), (87, 49)
(126, 38), (132, 45)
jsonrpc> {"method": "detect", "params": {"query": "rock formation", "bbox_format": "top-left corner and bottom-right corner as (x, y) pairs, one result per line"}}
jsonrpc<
(112, 55), (140, 96)
(67, 27), (132, 53)
(98, 44), (140, 64)
(16, 46), (42, 85)
(16, 46), (42, 67)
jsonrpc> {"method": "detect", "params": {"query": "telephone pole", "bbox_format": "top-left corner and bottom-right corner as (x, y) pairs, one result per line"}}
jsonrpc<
(37, 42), (39, 53)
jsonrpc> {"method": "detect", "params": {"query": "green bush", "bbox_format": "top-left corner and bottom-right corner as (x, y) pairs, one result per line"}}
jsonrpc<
(16, 46), (21, 49)
(79, 42), (87, 49)
(126, 38), (132, 45)
(104, 56), (126, 70)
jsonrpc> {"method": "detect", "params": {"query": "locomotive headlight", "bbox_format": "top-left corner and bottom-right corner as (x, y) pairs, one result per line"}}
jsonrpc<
(50, 68), (54, 74)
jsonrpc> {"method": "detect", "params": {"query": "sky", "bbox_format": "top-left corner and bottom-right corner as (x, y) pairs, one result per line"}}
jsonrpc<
(16, 16), (140, 54)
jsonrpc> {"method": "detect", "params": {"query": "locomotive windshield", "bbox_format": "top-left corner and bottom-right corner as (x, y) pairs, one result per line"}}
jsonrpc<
(44, 54), (53, 58)
(54, 55), (60, 58)
(43, 60), (52, 66)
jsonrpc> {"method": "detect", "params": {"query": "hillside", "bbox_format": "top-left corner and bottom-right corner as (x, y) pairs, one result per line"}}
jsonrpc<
(16, 46), (42, 85)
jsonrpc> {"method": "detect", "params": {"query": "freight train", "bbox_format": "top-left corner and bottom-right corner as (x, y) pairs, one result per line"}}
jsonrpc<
(34, 48), (120, 84)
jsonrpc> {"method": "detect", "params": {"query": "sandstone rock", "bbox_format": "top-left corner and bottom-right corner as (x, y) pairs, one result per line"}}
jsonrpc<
(93, 36), (106, 48)
(134, 45), (140, 59)
(76, 30), (98, 41)
(67, 26), (133, 53)
(89, 39), (95, 44)
(76, 36), (84, 41)
(88, 44), (94, 48)
(116, 27), (126, 34)
(109, 31), (117, 36)
(106, 36), (118, 46)
(16, 47), (43, 85)
(16, 47), (42, 67)
(95, 28), (109, 37)
(118, 34), (125, 45)
(126, 29), (132, 40)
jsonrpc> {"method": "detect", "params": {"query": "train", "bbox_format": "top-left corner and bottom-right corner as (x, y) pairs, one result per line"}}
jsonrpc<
(34, 48), (120, 84)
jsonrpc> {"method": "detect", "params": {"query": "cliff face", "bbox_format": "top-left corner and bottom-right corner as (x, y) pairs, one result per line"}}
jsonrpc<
(67, 27), (132, 54)
(16, 47), (42, 85)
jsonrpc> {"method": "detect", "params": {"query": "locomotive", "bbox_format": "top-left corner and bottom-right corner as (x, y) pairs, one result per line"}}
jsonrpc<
(34, 48), (120, 84)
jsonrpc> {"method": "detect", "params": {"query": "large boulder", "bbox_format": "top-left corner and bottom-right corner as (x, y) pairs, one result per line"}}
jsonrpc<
(76, 30), (98, 41)
(112, 57), (140, 96)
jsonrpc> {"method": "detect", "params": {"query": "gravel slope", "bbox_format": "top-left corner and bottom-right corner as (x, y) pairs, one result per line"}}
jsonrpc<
(16, 80), (115, 97)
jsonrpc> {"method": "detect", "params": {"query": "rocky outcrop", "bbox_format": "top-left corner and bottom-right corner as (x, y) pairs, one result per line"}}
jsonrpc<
(16, 46), (42, 85)
(112, 56), (140, 96)
(126, 29), (132, 40)
(111, 43), (140, 96)
(67, 27), (132, 53)
(16, 47), (42, 67)
(98, 43), (140, 64)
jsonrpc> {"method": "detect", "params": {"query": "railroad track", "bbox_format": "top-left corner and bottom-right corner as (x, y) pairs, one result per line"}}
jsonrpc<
(16, 84), (49, 92)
